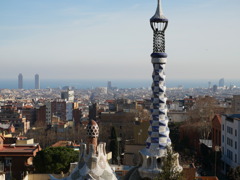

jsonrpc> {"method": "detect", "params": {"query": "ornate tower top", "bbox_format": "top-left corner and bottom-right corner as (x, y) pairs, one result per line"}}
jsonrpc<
(150, 0), (168, 55)
(150, 0), (168, 23)
(86, 120), (99, 153)
(86, 120), (99, 138)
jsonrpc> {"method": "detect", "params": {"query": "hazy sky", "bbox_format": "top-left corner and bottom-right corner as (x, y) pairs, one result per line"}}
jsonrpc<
(0, 0), (239, 81)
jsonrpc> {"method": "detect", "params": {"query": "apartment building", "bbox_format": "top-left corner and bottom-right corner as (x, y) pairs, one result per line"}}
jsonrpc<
(221, 114), (240, 174)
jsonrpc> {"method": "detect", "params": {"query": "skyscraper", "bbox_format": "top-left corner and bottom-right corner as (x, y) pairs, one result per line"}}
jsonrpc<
(208, 81), (212, 89)
(35, 74), (40, 89)
(18, 73), (23, 89)
(128, 0), (182, 179)
(107, 81), (112, 90)
(219, 78), (224, 87)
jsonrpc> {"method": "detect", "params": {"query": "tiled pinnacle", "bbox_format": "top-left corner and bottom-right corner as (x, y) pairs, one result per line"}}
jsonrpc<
(146, 0), (170, 156)
(146, 62), (171, 155)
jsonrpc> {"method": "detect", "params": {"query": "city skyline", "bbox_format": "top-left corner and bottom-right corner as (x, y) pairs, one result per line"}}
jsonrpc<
(0, 0), (240, 80)
(1, 76), (240, 90)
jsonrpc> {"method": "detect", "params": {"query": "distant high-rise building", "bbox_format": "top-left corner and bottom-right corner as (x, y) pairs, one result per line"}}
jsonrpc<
(107, 81), (112, 90)
(219, 78), (224, 87)
(18, 73), (23, 89)
(35, 74), (40, 89)
(208, 81), (212, 89)
(213, 84), (218, 92)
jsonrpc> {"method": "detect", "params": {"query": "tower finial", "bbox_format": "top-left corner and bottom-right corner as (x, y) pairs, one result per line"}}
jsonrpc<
(157, 0), (163, 16)
(150, 0), (168, 23)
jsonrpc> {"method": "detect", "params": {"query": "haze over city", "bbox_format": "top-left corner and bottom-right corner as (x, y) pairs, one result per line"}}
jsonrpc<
(0, 0), (240, 82)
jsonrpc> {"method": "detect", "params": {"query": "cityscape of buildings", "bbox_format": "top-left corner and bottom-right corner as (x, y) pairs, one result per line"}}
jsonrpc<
(1, 79), (240, 179)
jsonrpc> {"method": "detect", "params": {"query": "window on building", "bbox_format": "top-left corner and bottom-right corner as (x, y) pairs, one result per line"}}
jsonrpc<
(235, 141), (237, 149)
(222, 124), (224, 131)
(222, 135), (224, 143)
(219, 131), (221, 144)
(235, 129), (237, 136)
(235, 154), (237, 163)
(227, 149), (233, 160)
(227, 138), (233, 147)
(227, 126), (233, 134)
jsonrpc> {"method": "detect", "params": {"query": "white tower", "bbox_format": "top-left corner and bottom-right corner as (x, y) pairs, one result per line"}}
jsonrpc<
(137, 0), (182, 179)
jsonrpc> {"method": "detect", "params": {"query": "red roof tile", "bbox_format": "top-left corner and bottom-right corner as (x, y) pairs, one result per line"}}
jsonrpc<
(0, 144), (40, 156)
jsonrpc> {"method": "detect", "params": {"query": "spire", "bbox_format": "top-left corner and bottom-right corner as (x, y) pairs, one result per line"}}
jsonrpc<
(150, 0), (168, 23)
(127, 1), (182, 179)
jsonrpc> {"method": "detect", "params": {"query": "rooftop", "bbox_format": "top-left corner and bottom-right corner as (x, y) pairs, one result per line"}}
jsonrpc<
(225, 114), (240, 120)
(0, 144), (40, 156)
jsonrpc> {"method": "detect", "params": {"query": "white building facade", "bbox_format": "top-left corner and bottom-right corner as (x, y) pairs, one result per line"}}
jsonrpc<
(61, 90), (74, 102)
(221, 114), (240, 174)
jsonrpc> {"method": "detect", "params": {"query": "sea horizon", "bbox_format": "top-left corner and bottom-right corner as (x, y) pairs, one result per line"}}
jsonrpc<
(0, 78), (239, 90)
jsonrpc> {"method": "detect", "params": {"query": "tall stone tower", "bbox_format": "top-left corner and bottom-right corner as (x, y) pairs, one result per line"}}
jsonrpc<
(126, 0), (182, 179)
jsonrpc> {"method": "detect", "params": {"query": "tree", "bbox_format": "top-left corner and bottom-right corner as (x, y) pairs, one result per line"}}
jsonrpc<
(227, 166), (240, 180)
(157, 146), (184, 180)
(33, 146), (79, 174)
(169, 122), (184, 151)
(187, 96), (218, 139)
(109, 126), (119, 164)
